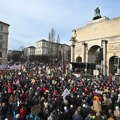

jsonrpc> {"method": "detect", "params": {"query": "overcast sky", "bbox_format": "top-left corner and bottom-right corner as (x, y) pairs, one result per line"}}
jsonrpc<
(1, 0), (120, 50)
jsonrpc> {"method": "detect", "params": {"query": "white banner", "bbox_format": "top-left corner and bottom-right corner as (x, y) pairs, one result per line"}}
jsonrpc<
(0, 65), (7, 69)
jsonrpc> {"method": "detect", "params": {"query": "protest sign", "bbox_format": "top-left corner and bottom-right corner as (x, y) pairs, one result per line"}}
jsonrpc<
(62, 88), (70, 98)
(114, 110), (120, 117)
(93, 70), (99, 76)
(31, 104), (40, 115)
(93, 100), (101, 112)
(31, 79), (36, 84)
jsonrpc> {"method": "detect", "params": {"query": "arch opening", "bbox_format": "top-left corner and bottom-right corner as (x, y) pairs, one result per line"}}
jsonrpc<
(109, 56), (120, 75)
(88, 45), (100, 64)
(76, 56), (82, 63)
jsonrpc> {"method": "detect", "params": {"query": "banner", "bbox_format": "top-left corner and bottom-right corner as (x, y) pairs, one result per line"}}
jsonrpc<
(0, 65), (7, 69)
(9, 65), (19, 70)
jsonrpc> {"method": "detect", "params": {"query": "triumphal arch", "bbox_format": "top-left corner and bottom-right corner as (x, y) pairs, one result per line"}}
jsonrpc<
(71, 8), (120, 76)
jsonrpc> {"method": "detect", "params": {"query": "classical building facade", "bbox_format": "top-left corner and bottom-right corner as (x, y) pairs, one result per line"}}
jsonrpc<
(71, 8), (120, 75)
(24, 46), (35, 62)
(24, 46), (35, 56)
(0, 21), (10, 64)
(35, 39), (70, 64)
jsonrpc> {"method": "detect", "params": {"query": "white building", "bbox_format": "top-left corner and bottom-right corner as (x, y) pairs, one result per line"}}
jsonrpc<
(24, 46), (35, 56)
(0, 21), (10, 64)
(35, 39), (70, 63)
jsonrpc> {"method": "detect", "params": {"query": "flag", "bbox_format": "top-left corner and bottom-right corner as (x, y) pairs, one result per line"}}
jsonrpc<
(62, 88), (70, 98)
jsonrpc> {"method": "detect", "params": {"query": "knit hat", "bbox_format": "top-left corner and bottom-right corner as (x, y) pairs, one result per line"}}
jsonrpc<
(16, 114), (20, 118)
(115, 106), (119, 110)
(5, 118), (8, 120)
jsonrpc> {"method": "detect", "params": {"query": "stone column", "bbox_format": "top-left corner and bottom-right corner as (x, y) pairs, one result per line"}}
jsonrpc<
(71, 37), (76, 62)
(82, 42), (87, 63)
(82, 42), (88, 74)
(86, 45), (88, 63)
(102, 40), (108, 76)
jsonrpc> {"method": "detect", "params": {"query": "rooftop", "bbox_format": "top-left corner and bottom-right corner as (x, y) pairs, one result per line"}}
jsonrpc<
(0, 21), (10, 26)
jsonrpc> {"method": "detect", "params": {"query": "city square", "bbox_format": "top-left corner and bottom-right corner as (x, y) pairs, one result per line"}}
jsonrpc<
(0, 1), (120, 120)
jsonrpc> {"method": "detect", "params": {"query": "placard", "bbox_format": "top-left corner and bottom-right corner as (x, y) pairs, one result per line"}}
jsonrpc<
(31, 104), (40, 115)
(93, 70), (99, 76)
(93, 100), (101, 112)
(114, 110), (120, 117)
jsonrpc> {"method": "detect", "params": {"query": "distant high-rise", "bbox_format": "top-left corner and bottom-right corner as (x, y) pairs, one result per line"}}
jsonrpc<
(0, 21), (10, 64)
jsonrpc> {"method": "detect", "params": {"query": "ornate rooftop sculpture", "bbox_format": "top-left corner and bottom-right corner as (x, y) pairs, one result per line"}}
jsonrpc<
(93, 7), (102, 20)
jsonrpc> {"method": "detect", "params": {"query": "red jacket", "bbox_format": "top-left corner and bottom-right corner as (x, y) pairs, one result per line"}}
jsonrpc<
(20, 107), (26, 118)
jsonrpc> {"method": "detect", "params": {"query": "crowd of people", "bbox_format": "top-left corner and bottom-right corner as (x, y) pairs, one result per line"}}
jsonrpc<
(0, 63), (120, 120)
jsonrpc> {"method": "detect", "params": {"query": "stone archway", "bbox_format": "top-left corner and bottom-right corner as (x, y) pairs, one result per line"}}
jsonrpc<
(88, 45), (100, 64)
(109, 56), (119, 74)
(76, 56), (82, 62)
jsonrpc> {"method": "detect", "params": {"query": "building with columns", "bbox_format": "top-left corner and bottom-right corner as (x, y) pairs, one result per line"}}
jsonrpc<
(0, 21), (10, 64)
(70, 8), (120, 75)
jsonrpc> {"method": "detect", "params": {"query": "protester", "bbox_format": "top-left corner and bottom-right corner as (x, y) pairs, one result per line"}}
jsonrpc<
(1, 103), (8, 120)
(0, 63), (119, 120)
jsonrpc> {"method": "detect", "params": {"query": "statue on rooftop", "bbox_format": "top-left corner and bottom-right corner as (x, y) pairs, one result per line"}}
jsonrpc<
(93, 7), (102, 20)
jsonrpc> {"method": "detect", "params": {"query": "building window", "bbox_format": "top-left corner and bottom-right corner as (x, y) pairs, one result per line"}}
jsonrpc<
(0, 43), (2, 48)
(0, 52), (2, 57)
(0, 25), (3, 31)
(39, 43), (41, 46)
(45, 50), (47, 54)
(0, 35), (3, 40)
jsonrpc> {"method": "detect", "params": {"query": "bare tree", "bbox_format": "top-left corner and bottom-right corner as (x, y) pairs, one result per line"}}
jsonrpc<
(48, 28), (62, 65)
(18, 46), (26, 63)
(56, 34), (60, 43)
(49, 28), (56, 42)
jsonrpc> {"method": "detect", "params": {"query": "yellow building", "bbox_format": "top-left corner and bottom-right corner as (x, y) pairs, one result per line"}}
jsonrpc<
(71, 8), (120, 75)
(0, 21), (10, 64)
